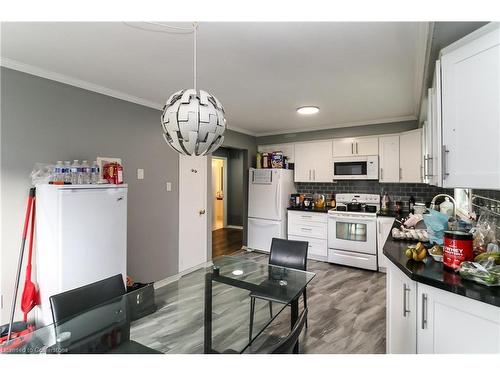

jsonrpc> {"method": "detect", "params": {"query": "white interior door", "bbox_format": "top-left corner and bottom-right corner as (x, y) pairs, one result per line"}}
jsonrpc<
(179, 155), (208, 272)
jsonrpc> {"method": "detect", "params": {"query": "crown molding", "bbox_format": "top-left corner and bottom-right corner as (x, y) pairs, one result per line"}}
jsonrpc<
(413, 22), (431, 118)
(254, 115), (418, 137)
(225, 125), (256, 137)
(0, 57), (164, 110)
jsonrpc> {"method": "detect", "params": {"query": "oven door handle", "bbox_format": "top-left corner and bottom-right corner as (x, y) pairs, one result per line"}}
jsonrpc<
(328, 215), (375, 223)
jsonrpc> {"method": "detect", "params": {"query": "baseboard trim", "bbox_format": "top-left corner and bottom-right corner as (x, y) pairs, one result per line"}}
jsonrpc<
(226, 225), (243, 230)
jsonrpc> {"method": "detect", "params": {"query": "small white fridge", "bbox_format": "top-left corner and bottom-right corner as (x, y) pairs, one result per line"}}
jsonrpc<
(247, 169), (295, 252)
(35, 184), (127, 326)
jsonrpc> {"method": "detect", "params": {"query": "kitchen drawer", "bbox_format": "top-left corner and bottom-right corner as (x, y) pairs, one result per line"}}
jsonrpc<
(288, 220), (327, 239)
(288, 235), (327, 261)
(287, 211), (327, 224)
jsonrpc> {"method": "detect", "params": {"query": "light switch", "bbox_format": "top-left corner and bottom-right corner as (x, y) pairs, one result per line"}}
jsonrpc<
(137, 169), (144, 180)
(166, 182), (172, 191)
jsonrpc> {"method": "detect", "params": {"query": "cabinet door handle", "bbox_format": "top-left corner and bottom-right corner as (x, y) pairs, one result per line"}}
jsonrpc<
(351, 143), (354, 154)
(399, 167), (402, 181)
(313, 169), (316, 181)
(421, 293), (428, 329)
(380, 168), (383, 180)
(309, 170), (311, 181)
(356, 142), (358, 154)
(442, 145), (450, 179)
(403, 283), (410, 317)
(300, 227), (312, 231)
(301, 215), (312, 219)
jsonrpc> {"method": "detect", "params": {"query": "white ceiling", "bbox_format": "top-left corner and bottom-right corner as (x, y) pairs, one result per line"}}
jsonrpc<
(1, 22), (428, 136)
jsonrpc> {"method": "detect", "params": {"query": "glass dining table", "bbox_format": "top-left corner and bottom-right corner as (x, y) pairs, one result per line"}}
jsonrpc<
(1, 255), (315, 354)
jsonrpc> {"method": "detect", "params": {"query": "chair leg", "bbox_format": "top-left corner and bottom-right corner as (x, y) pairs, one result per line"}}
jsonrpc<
(303, 289), (308, 329)
(249, 297), (255, 344)
(268, 301), (273, 318)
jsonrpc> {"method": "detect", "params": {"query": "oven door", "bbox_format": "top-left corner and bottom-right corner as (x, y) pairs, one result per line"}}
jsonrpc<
(328, 214), (377, 254)
(333, 158), (368, 180)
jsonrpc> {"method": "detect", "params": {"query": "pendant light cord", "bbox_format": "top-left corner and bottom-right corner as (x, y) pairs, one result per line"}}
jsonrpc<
(193, 22), (198, 91)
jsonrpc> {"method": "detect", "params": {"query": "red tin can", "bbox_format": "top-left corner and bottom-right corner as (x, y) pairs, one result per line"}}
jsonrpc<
(443, 231), (473, 270)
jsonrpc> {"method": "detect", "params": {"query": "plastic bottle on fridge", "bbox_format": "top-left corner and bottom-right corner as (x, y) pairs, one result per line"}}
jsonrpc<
(91, 161), (100, 184)
(70, 160), (80, 184)
(54, 161), (64, 182)
(63, 161), (72, 183)
(80, 160), (91, 184)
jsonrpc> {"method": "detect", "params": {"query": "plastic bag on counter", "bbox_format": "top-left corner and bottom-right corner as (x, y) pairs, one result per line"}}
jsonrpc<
(459, 257), (500, 286)
(422, 209), (449, 245)
(30, 163), (53, 185)
(472, 210), (499, 257)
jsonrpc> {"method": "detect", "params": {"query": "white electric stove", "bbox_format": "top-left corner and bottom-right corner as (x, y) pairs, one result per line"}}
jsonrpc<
(327, 194), (380, 271)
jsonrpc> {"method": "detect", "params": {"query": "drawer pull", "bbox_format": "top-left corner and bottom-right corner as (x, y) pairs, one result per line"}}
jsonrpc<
(300, 227), (312, 231)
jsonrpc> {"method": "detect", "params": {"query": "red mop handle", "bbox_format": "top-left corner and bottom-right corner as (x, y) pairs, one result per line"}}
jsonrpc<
(21, 188), (36, 240)
(26, 197), (36, 281)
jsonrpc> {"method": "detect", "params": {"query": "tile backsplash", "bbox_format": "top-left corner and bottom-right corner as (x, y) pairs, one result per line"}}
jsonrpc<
(296, 180), (453, 210)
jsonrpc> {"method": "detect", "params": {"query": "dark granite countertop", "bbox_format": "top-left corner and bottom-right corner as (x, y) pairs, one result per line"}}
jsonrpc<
(377, 210), (410, 220)
(383, 220), (500, 308)
(287, 206), (329, 213)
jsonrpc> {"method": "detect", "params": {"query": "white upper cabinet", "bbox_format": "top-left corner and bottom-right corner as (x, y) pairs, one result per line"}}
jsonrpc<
(355, 137), (379, 156)
(379, 135), (400, 182)
(399, 129), (423, 183)
(333, 136), (378, 157)
(441, 24), (500, 189)
(294, 140), (333, 182)
(258, 143), (295, 163)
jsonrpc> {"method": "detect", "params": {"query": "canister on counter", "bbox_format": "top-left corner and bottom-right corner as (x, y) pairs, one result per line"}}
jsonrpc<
(443, 231), (473, 270)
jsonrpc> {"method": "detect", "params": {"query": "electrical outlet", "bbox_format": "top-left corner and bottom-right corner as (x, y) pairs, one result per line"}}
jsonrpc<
(166, 182), (172, 191)
(137, 169), (144, 180)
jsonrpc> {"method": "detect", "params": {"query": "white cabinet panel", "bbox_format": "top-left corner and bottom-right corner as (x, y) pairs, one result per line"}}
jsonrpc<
(386, 262), (417, 354)
(288, 234), (327, 261)
(288, 210), (327, 224)
(399, 129), (422, 183)
(294, 141), (333, 182)
(417, 283), (500, 353)
(379, 136), (400, 183)
(333, 137), (378, 157)
(377, 217), (394, 271)
(355, 137), (379, 156)
(332, 138), (355, 157)
(441, 25), (500, 189)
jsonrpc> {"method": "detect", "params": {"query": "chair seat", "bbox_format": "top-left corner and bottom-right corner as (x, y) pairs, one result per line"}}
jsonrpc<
(109, 340), (162, 354)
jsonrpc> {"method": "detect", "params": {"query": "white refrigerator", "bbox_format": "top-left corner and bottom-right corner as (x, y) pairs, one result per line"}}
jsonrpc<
(247, 169), (295, 252)
(35, 184), (127, 326)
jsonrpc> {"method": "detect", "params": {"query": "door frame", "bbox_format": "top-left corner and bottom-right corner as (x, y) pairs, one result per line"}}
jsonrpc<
(211, 156), (228, 229)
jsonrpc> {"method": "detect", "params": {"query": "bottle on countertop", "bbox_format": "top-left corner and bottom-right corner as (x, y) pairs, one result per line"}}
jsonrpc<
(53, 161), (64, 182)
(409, 195), (416, 214)
(330, 192), (336, 208)
(91, 161), (100, 184)
(381, 192), (390, 213)
(63, 161), (72, 183)
(70, 160), (81, 185)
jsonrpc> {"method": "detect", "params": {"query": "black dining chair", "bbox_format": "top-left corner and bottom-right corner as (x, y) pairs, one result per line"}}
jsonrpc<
(248, 237), (309, 343)
(49, 274), (160, 354)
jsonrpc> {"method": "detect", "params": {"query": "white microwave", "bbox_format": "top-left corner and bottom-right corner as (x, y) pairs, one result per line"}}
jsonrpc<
(333, 155), (379, 180)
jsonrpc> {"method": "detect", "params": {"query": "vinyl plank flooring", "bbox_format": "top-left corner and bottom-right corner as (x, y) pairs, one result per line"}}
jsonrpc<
(212, 228), (243, 257)
(131, 250), (386, 354)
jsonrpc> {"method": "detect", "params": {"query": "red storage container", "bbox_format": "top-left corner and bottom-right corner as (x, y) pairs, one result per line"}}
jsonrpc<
(443, 231), (473, 270)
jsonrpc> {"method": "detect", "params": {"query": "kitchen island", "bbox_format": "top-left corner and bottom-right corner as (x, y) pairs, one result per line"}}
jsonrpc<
(383, 220), (500, 354)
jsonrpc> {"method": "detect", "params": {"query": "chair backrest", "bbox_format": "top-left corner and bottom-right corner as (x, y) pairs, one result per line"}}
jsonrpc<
(50, 274), (126, 324)
(269, 238), (308, 271)
(270, 307), (308, 354)
(49, 274), (128, 353)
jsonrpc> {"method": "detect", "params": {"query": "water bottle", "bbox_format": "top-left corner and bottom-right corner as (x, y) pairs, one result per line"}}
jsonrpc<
(63, 161), (72, 183)
(70, 160), (80, 184)
(54, 161), (64, 182)
(91, 161), (100, 184)
(80, 160), (91, 184)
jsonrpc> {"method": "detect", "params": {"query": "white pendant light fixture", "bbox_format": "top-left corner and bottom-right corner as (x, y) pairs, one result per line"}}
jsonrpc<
(161, 23), (227, 156)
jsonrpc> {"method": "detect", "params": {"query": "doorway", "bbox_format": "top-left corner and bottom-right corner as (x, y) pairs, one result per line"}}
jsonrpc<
(211, 147), (244, 257)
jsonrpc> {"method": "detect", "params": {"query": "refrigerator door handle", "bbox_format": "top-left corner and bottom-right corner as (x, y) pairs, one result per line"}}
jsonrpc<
(274, 183), (281, 219)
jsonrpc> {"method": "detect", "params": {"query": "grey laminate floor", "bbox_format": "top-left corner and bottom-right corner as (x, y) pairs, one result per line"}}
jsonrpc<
(130, 251), (386, 354)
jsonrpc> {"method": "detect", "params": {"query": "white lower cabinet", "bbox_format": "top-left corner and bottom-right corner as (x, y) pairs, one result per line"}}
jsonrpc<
(287, 211), (327, 261)
(388, 263), (500, 354)
(417, 283), (500, 353)
(387, 262), (417, 354)
(376, 217), (394, 271)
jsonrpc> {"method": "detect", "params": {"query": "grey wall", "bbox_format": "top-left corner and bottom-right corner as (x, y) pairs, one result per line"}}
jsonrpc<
(1, 68), (179, 323)
(256, 120), (418, 145)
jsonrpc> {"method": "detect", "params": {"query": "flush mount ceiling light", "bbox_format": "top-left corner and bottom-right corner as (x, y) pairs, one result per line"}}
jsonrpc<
(157, 22), (226, 156)
(297, 106), (320, 115)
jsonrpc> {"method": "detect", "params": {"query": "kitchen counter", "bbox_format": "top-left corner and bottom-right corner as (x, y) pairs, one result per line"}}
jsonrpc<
(287, 206), (329, 213)
(383, 220), (500, 308)
(377, 210), (409, 219)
